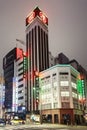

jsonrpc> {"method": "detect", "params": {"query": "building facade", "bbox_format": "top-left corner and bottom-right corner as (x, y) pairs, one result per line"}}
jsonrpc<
(3, 48), (26, 112)
(49, 52), (55, 67)
(39, 65), (84, 124)
(0, 75), (5, 118)
(26, 7), (49, 112)
(55, 53), (69, 65)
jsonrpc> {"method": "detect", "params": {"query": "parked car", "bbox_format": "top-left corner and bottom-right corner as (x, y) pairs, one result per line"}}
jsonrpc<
(10, 116), (25, 125)
(0, 118), (6, 126)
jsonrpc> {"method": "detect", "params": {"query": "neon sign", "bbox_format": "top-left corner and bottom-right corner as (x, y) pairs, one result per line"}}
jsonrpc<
(26, 11), (35, 25)
(26, 7), (48, 26)
(39, 11), (47, 24)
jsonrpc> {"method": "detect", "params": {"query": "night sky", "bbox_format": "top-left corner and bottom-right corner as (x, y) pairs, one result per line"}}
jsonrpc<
(0, 0), (87, 72)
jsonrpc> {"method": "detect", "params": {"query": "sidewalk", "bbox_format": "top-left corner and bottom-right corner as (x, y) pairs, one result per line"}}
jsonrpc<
(5, 122), (87, 129)
(24, 122), (87, 128)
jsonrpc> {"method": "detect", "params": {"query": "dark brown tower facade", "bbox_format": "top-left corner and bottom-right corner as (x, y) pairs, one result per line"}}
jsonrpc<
(26, 7), (49, 112)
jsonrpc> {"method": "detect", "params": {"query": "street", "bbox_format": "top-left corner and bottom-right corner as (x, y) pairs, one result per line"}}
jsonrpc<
(0, 124), (87, 130)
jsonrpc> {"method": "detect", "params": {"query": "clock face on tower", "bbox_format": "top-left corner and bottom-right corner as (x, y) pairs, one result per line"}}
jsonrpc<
(26, 7), (48, 26)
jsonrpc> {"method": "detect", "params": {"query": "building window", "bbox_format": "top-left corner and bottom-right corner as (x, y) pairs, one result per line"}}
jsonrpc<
(18, 61), (23, 65)
(18, 78), (23, 82)
(59, 72), (69, 80)
(52, 73), (56, 76)
(60, 86), (69, 91)
(59, 72), (68, 75)
(54, 103), (58, 108)
(71, 82), (77, 89)
(42, 103), (51, 109)
(60, 81), (69, 86)
(18, 84), (23, 88)
(53, 82), (57, 87)
(71, 74), (76, 78)
(61, 91), (69, 96)
(18, 72), (23, 76)
(61, 102), (70, 108)
(73, 102), (78, 109)
(46, 76), (50, 79)
(18, 96), (24, 100)
(18, 90), (23, 94)
(61, 97), (70, 102)
(18, 67), (23, 71)
(72, 92), (77, 98)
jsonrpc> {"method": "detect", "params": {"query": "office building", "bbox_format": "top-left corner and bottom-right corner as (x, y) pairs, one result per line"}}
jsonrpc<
(49, 52), (55, 67)
(3, 48), (27, 112)
(39, 64), (84, 124)
(55, 53), (69, 65)
(0, 75), (5, 118)
(25, 7), (49, 112)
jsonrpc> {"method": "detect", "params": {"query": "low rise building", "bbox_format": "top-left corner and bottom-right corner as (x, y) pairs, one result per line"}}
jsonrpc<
(39, 64), (84, 124)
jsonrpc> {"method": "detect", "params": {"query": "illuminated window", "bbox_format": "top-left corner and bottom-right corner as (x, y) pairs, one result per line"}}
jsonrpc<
(46, 84), (51, 88)
(71, 82), (77, 89)
(72, 92), (77, 98)
(53, 93), (57, 98)
(53, 82), (57, 86)
(54, 103), (58, 108)
(61, 91), (69, 96)
(60, 81), (69, 86)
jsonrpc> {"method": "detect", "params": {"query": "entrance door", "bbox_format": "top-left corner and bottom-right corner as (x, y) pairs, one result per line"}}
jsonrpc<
(54, 114), (58, 123)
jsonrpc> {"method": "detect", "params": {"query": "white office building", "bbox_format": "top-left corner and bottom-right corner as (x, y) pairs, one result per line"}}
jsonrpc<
(39, 64), (84, 124)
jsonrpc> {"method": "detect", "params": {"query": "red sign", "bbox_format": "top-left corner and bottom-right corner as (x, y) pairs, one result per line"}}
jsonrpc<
(16, 48), (23, 59)
(26, 7), (48, 26)
(39, 11), (47, 24)
(26, 11), (35, 25)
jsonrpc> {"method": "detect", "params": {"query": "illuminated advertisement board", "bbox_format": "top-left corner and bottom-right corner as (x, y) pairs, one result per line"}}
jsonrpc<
(26, 7), (48, 26)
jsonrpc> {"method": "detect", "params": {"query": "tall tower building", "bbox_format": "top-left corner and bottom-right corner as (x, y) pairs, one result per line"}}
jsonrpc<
(26, 7), (49, 112)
